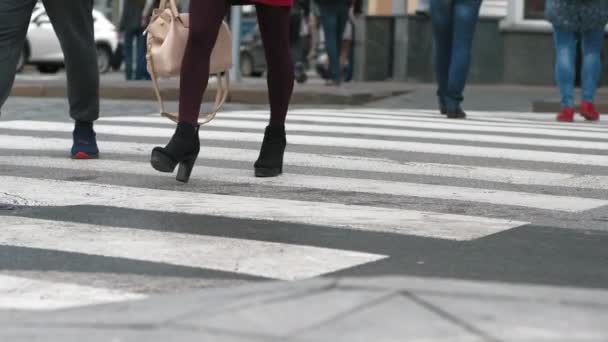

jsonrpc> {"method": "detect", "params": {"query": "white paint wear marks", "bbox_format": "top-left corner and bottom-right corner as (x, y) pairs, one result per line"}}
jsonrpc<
(0, 274), (145, 311)
(0, 217), (386, 281)
(0, 137), (607, 190)
(0, 157), (604, 212)
(1, 121), (608, 166)
(0, 176), (527, 241)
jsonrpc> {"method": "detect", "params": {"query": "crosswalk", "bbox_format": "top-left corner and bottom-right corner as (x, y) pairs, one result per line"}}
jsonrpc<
(0, 107), (607, 311)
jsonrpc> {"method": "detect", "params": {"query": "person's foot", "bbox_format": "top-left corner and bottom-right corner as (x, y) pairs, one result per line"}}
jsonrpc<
(556, 107), (575, 122)
(150, 122), (200, 183)
(446, 107), (466, 119)
(580, 101), (600, 121)
(325, 79), (341, 87)
(254, 125), (287, 178)
(71, 121), (99, 159)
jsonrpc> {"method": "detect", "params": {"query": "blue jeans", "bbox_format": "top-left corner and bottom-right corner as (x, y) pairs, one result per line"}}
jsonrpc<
(123, 28), (148, 80)
(553, 27), (604, 108)
(318, 3), (350, 83)
(430, 0), (481, 111)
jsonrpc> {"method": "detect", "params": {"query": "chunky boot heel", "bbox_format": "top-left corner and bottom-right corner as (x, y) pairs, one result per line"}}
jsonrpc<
(254, 125), (286, 178)
(150, 122), (200, 183)
(176, 154), (198, 183)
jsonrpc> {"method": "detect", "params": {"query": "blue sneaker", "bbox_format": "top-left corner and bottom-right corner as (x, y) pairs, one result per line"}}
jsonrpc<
(71, 121), (99, 159)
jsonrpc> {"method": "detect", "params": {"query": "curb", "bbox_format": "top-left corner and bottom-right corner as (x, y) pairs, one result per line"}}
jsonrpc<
(10, 83), (411, 106)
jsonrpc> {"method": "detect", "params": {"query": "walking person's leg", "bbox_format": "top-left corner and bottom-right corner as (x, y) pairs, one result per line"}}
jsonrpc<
(253, 3), (294, 177)
(43, 0), (100, 158)
(445, 0), (481, 119)
(579, 28), (603, 121)
(135, 30), (150, 80)
(552, 27), (577, 122)
(123, 29), (135, 80)
(150, 0), (229, 183)
(318, 4), (341, 84)
(333, 2), (350, 84)
(429, 0), (453, 115)
(0, 0), (37, 112)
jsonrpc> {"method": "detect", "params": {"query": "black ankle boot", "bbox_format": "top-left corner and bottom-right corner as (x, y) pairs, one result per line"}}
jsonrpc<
(151, 122), (200, 183)
(254, 125), (286, 177)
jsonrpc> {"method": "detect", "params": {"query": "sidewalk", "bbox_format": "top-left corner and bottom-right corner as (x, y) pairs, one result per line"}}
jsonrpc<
(10, 73), (410, 106)
(11, 72), (608, 111)
(2, 276), (607, 341)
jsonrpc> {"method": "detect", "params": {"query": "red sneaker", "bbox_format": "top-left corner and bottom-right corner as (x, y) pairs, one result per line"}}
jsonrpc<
(556, 107), (575, 122)
(580, 101), (600, 121)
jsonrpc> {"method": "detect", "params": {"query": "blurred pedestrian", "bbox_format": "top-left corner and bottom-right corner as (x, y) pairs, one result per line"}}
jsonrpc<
(0, 0), (100, 159)
(339, 0), (361, 82)
(430, 0), (481, 119)
(546, 0), (608, 122)
(120, 0), (149, 80)
(150, 0), (295, 183)
(314, 0), (351, 86)
(291, 0), (311, 83)
(416, 0), (430, 16)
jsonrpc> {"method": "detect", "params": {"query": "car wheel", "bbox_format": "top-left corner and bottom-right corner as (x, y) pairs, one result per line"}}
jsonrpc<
(37, 65), (60, 74)
(97, 45), (112, 74)
(16, 48), (26, 73)
(240, 53), (254, 77)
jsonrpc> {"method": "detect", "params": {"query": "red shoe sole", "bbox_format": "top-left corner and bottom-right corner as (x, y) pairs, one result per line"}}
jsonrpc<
(580, 114), (600, 121)
(556, 117), (574, 122)
(71, 152), (99, 160)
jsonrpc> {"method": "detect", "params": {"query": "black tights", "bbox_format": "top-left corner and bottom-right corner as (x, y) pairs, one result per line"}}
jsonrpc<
(179, 1), (294, 127)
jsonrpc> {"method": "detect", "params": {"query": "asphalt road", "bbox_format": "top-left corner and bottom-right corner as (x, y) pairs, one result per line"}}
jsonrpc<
(0, 96), (607, 312)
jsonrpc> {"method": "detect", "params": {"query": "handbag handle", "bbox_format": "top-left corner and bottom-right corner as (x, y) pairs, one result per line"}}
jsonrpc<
(157, 0), (180, 18)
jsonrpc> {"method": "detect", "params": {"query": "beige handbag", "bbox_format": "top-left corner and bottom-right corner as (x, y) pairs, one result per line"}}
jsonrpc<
(146, 0), (232, 124)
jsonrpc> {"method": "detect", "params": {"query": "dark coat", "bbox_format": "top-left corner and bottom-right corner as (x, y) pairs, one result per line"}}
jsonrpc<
(119, 0), (147, 32)
(545, 0), (608, 31)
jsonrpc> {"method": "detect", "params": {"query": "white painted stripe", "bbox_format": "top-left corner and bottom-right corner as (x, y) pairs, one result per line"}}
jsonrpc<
(0, 217), (386, 281)
(131, 111), (608, 134)
(2, 121), (608, 166)
(1, 136), (606, 190)
(107, 113), (608, 137)
(0, 274), (145, 310)
(0, 156), (605, 212)
(289, 108), (608, 131)
(208, 120), (608, 148)
(0, 176), (526, 241)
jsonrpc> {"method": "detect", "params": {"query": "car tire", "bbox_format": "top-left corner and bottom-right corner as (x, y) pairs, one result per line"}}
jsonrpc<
(37, 64), (60, 74)
(97, 45), (112, 74)
(240, 53), (254, 77)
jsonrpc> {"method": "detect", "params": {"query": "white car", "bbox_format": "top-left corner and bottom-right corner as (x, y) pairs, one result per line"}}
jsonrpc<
(17, 6), (119, 74)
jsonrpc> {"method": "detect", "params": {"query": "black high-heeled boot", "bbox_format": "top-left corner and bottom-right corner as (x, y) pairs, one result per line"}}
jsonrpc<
(254, 125), (286, 178)
(150, 122), (200, 183)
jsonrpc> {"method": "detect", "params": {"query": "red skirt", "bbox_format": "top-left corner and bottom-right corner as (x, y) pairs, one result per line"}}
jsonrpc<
(252, 0), (293, 6)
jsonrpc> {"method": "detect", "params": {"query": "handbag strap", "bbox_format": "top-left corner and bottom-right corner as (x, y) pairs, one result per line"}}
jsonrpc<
(157, 0), (180, 17)
(147, 0), (229, 125)
(147, 50), (230, 125)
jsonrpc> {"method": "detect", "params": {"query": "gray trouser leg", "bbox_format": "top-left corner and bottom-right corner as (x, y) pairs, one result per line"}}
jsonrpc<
(0, 0), (37, 113)
(43, 0), (100, 122)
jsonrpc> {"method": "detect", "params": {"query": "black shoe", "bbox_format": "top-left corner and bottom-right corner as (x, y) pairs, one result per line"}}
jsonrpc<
(439, 101), (448, 115)
(254, 125), (286, 178)
(446, 107), (466, 119)
(150, 122), (200, 183)
(71, 121), (99, 159)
